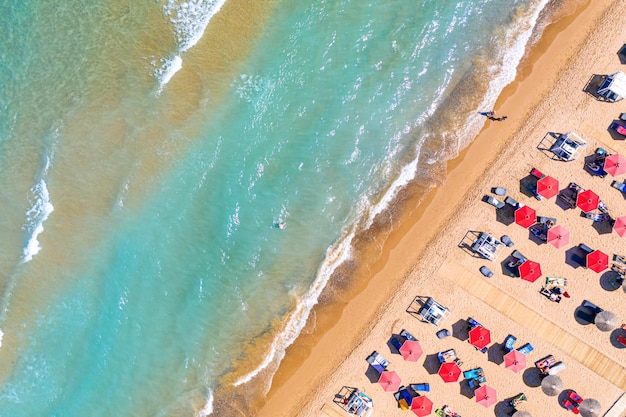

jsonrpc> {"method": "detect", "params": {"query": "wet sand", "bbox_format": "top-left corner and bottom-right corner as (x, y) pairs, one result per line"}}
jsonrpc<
(254, 1), (626, 416)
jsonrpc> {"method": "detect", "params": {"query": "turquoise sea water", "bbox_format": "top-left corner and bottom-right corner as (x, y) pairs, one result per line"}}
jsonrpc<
(0, 0), (553, 415)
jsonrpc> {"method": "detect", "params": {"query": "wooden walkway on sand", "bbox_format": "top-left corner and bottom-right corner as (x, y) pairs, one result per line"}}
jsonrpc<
(438, 258), (626, 391)
(604, 392), (626, 417)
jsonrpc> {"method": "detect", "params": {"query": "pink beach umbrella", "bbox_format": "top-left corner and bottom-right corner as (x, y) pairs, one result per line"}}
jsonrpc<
(613, 216), (626, 238)
(603, 154), (626, 177)
(399, 340), (423, 362)
(504, 350), (527, 373)
(378, 370), (401, 392)
(537, 176), (559, 199)
(577, 189), (600, 213)
(475, 385), (498, 407)
(547, 225), (570, 248)
(515, 206), (537, 228)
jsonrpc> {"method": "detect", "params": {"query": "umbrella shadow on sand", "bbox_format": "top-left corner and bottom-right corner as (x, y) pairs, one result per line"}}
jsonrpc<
(600, 271), (623, 292)
(459, 381), (475, 399)
(487, 342), (505, 365)
(496, 205), (515, 226)
(364, 365), (381, 383)
(590, 218), (614, 235)
(574, 306), (596, 325)
(495, 398), (516, 417)
(565, 247), (586, 269)
(423, 353), (442, 375)
(522, 368), (542, 388)
(451, 319), (470, 341)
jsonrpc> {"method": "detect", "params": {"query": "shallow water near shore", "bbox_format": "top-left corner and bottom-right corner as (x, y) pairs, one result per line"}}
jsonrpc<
(0, 0), (553, 415)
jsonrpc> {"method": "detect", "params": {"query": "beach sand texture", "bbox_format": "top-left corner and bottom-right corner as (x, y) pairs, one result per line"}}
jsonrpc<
(255, 1), (626, 416)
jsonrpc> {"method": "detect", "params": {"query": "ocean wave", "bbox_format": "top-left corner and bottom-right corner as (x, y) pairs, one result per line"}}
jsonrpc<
(196, 389), (213, 417)
(153, 0), (228, 90)
(21, 156), (55, 263)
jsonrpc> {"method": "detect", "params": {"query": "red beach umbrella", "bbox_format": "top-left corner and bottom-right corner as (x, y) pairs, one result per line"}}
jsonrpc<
(515, 206), (537, 228)
(537, 176), (559, 199)
(613, 215), (626, 238)
(603, 154), (626, 177)
(399, 340), (423, 362)
(547, 225), (570, 248)
(469, 326), (491, 349)
(475, 385), (498, 407)
(519, 260), (542, 282)
(411, 395), (433, 417)
(438, 362), (462, 383)
(586, 250), (609, 273)
(378, 370), (401, 392)
(504, 349), (527, 373)
(577, 189), (600, 213)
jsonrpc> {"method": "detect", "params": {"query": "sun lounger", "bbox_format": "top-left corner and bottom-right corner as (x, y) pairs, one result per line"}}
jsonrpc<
(530, 224), (547, 241)
(509, 393), (527, 409)
(581, 300), (602, 315)
(585, 212), (609, 222)
(503, 335), (517, 352)
(540, 287), (562, 303)
(394, 386), (414, 410)
(508, 250), (527, 268)
(535, 355), (557, 374)
(585, 160), (608, 177)
(438, 349), (457, 363)
(410, 383), (430, 392)
(492, 187), (507, 196)
(569, 391), (583, 405)
(611, 180), (626, 193)
(463, 368), (485, 382)
(366, 351), (389, 373)
(611, 263), (626, 276)
(538, 216), (556, 227)
(530, 168), (545, 179)
(436, 329), (451, 339)
(598, 200), (610, 215)
(436, 405), (461, 417)
(614, 254), (626, 264)
(400, 329), (417, 341)
(484, 195), (505, 209)
(579, 243), (594, 255)
(467, 317), (483, 329)
(390, 335), (403, 352)
(505, 196), (520, 208)
(517, 343), (533, 355)
(500, 235), (514, 247)
(548, 361), (566, 375)
(546, 277), (567, 287)
(558, 192), (577, 208)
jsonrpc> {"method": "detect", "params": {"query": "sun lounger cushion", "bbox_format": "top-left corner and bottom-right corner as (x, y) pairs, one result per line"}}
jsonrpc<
(505, 196), (520, 207)
(504, 335), (517, 352)
(517, 343), (533, 354)
(410, 383), (430, 392)
(501, 235), (514, 247)
(492, 187), (507, 196)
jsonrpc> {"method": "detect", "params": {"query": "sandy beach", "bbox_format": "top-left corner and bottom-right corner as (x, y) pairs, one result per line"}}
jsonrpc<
(254, 1), (626, 416)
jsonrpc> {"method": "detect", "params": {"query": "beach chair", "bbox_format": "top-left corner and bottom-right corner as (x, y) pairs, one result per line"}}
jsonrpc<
(463, 368), (485, 382)
(467, 317), (483, 329)
(437, 349), (457, 363)
(569, 391), (583, 405)
(400, 329), (417, 341)
(538, 216), (556, 227)
(530, 168), (545, 179)
(366, 351), (389, 373)
(585, 212), (609, 222)
(492, 187), (507, 196)
(530, 224), (548, 241)
(598, 200), (610, 215)
(517, 343), (534, 355)
(611, 263), (626, 276)
(611, 180), (626, 193)
(389, 335), (403, 352)
(505, 196), (520, 208)
(548, 361), (566, 375)
(546, 277), (567, 287)
(503, 335), (517, 352)
(394, 386), (414, 410)
(613, 254), (626, 265)
(500, 235), (514, 247)
(579, 243), (594, 255)
(581, 300), (602, 315)
(410, 383), (430, 392)
(484, 195), (505, 209)
(509, 393), (527, 410)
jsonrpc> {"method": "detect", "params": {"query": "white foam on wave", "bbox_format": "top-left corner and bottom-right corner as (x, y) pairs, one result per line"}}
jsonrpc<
(153, 0), (228, 90)
(154, 55), (183, 95)
(196, 389), (213, 417)
(0, 328), (3, 349)
(21, 156), (55, 263)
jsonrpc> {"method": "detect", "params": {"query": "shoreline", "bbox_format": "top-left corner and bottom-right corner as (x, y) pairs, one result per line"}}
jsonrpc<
(252, 1), (626, 416)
